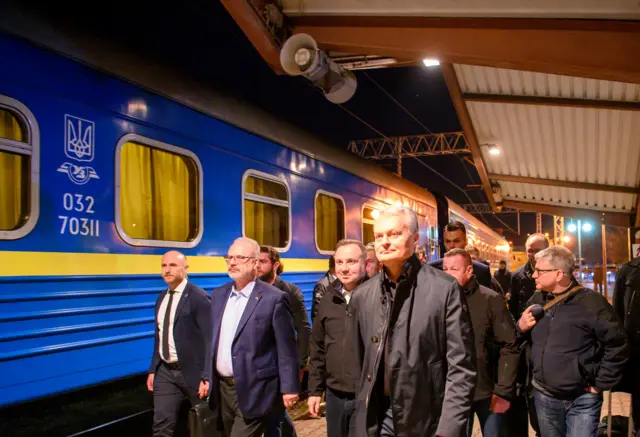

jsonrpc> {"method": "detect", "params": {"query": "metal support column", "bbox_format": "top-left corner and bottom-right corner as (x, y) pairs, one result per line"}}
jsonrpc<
(602, 224), (608, 299)
(396, 138), (403, 176)
(517, 211), (521, 235)
(554, 216), (565, 246)
(536, 213), (542, 234)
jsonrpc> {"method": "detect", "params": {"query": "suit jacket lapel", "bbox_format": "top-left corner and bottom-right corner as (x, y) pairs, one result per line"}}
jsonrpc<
(233, 282), (263, 343)
(212, 284), (233, 351)
(173, 283), (190, 325)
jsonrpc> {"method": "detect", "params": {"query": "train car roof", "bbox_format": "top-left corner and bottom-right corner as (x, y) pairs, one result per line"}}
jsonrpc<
(0, 9), (505, 244)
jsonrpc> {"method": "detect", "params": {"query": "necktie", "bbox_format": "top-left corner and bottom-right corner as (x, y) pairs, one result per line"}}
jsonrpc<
(162, 290), (175, 361)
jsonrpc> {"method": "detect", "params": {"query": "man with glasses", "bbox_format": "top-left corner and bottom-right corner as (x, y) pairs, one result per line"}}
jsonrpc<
(200, 237), (300, 437)
(308, 239), (368, 437)
(517, 246), (628, 437)
(258, 245), (311, 437)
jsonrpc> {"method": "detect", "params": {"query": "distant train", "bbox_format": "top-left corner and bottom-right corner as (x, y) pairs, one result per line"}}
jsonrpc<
(0, 28), (509, 408)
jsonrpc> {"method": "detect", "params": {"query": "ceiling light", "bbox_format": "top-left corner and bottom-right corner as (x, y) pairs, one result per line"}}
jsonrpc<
(422, 58), (440, 67)
(488, 145), (501, 156)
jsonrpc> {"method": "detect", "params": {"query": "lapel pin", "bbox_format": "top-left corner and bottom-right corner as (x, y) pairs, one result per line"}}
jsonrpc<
(255, 296), (260, 300)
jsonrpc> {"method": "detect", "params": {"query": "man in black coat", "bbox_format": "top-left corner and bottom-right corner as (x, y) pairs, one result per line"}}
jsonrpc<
(613, 256), (640, 435)
(352, 206), (476, 437)
(443, 249), (519, 437)
(311, 256), (335, 322)
(494, 260), (512, 299)
(308, 239), (368, 437)
(258, 245), (311, 437)
(428, 220), (492, 288)
(148, 251), (211, 437)
(518, 246), (628, 437)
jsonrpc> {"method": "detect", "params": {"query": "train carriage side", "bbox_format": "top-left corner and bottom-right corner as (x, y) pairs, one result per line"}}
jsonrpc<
(0, 31), (440, 407)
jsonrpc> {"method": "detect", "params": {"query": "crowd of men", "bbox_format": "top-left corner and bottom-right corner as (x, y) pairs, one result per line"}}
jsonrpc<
(147, 205), (640, 437)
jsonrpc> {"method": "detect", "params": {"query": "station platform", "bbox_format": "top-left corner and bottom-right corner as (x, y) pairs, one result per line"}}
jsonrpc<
(291, 392), (631, 437)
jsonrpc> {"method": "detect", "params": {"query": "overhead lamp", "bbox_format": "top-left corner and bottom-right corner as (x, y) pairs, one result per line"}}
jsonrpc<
(563, 235), (571, 243)
(422, 58), (440, 67)
(582, 222), (593, 233)
(567, 223), (577, 233)
(488, 144), (501, 156)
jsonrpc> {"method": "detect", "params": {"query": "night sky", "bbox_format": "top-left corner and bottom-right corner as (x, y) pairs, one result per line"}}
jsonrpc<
(23, 0), (629, 264)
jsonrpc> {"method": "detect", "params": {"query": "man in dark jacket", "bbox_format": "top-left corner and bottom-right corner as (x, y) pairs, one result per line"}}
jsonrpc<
(443, 249), (519, 437)
(308, 239), (367, 437)
(311, 256), (335, 322)
(506, 233), (549, 437)
(494, 260), (512, 298)
(428, 220), (492, 288)
(518, 246), (628, 437)
(148, 251), (211, 437)
(612, 256), (640, 435)
(352, 206), (476, 437)
(258, 246), (311, 437)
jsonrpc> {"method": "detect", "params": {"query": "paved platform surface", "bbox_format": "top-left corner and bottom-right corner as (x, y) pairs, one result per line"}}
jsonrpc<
(292, 392), (631, 437)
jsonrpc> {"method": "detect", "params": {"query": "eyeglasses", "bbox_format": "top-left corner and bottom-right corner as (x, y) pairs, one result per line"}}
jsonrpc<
(223, 255), (255, 264)
(533, 268), (558, 276)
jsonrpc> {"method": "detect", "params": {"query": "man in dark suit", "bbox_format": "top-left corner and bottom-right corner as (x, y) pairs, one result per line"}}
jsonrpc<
(429, 220), (492, 288)
(199, 237), (300, 437)
(147, 250), (211, 437)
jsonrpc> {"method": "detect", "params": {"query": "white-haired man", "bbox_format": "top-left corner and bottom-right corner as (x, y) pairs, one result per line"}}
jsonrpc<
(200, 237), (300, 437)
(518, 246), (628, 437)
(351, 205), (476, 437)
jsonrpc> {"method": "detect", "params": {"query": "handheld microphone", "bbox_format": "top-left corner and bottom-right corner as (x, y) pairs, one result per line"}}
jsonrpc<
(530, 304), (545, 321)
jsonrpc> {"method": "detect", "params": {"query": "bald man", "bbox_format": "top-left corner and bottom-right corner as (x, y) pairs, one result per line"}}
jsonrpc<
(148, 251), (211, 437)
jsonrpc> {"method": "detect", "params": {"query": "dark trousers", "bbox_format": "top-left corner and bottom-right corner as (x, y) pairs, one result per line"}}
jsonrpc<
(503, 392), (541, 436)
(219, 378), (284, 437)
(467, 398), (505, 437)
(264, 410), (297, 437)
(153, 362), (199, 437)
(632, 390), (640, 436)
(325, 388), (356, 437)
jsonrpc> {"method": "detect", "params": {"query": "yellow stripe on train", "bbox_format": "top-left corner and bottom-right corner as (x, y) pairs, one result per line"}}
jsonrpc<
(0, 251), (330, 277)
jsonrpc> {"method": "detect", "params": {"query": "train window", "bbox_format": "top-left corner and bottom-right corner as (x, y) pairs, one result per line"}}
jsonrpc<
(315, 190), (345, 254)
(116, 134), (203, 248)
(0, 97), (40, 240)
(242, 170), (291, 250)
(361, 205), (378, 245)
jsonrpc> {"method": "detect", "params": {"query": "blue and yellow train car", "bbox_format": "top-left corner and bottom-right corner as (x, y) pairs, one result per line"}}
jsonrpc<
(0, 26), (508, 409)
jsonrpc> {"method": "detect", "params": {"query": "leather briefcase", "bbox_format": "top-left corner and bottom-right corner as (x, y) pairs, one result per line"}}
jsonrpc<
(189, 401), (217, 437)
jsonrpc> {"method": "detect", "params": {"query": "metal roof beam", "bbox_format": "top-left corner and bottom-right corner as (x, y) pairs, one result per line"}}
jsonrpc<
(464, 93), (640, 111)
(292, 17), (640, 83)
(489, 173), (640, 195)
(442, 63), (498, 211)
(460, 203), (519, 214)
(220, 0), (287, 74)
(348, 132), (468, 159)
(502, 200), (630, 227)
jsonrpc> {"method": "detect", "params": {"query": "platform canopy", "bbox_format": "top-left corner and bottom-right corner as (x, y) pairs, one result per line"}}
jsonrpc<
(221, 0), (640, 227)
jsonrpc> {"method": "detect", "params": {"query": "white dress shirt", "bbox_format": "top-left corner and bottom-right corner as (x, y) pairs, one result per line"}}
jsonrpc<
(157, 277), (188, 363)
(216, 281), (256, 377)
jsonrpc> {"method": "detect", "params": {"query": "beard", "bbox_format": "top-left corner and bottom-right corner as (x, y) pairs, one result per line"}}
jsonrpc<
(259, 270), (275, 283)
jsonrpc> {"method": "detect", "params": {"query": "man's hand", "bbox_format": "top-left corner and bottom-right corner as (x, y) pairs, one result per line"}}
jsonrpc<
(518, 305), (538, 332)
(308, 396), (322, 418)
(146, 373), (154, 392)
(489, 394), (511, 414)
(199, 381), (210, 399)
(283, 393), (299, 409)
(586, 386), (601, 394)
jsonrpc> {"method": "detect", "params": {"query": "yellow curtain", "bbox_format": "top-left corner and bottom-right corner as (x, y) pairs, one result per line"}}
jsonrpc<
(244, 176), (287, 247)
(316, 195), (344, 251)
(119, 141), (195, 241)
(0, 109), (27, 231)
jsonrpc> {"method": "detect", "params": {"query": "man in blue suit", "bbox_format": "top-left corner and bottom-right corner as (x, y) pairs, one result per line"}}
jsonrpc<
(148, 250), (211, 437)
(199, 237), (300, 437)
(429, 220), (492, 288)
